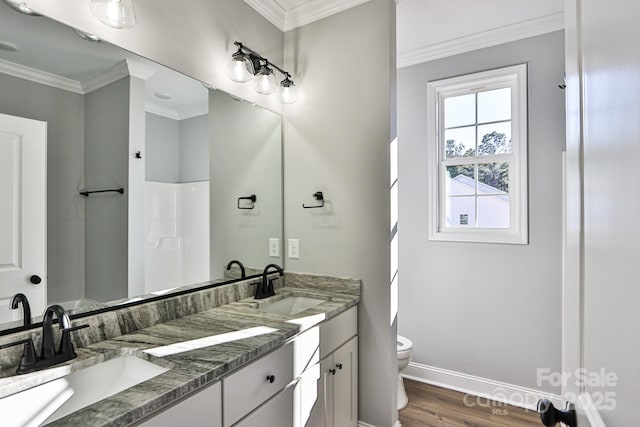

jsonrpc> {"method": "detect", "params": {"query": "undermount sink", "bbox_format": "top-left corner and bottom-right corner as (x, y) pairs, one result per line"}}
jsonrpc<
(254, 296), (326, 316)
(0, 355), (168, 427)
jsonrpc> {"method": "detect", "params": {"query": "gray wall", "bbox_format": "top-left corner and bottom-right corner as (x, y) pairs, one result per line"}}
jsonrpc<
(179, 115), (209, 183)
(283, 1), (397, 425)
(84, 78), (130, 302)
(146, 112), (209, 183)
(397, 31), (565, 393)
(0, 73), (85, 304)
(209, 91), (282, 276)
(145, 113), (180, 183)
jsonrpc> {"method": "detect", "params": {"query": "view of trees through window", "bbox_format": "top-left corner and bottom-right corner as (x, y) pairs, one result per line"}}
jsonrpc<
(445, 130), (510, 193)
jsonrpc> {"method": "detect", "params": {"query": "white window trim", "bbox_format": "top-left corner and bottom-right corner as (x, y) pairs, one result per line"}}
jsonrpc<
(427, 64), (528, 244)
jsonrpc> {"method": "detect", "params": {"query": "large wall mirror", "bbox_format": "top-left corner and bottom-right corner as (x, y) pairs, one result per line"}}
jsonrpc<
(0, 2), (283, 334)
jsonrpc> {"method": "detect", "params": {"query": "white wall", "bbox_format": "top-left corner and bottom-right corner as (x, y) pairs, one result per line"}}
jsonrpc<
(397, 31), (565, 393)
(0, 73), (85, 304)
(283, 1), (397, 425)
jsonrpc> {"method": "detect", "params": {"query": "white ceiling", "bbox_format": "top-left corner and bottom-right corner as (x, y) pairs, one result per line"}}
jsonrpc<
(245, 0), (564, 67)
(0, 1), (208, 118)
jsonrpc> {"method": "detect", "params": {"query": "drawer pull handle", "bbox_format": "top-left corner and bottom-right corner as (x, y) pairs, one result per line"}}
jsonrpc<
(266, 375), (276, 383)
(329, 369), (336, 376)
(336, 363), (343, 370)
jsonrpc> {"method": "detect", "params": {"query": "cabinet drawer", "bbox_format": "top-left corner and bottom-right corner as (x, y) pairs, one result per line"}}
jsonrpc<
(223, 344), (294, 426)
(234, 386), (294, 427)
(320, 307), (357, 359)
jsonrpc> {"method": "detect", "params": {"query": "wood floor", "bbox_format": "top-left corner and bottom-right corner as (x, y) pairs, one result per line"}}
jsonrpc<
(399, 379), (541, 427)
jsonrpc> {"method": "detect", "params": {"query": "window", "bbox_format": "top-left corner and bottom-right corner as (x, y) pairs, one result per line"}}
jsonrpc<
(427, 64), (528, 244)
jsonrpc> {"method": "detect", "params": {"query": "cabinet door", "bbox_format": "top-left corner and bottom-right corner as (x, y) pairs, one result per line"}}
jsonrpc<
(296, 356), (333, 427)
(331, 337), (358, 427)
(235, 386), (295, 427)
(137, 382), (221, 427)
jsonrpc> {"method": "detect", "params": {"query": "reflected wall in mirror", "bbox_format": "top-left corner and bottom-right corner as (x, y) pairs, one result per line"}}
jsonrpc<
(0, 3), (283, 333)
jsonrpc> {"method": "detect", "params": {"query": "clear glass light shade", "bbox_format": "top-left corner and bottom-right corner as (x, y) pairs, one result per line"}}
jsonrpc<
(280, 81), (298, 104)
(226, 56), (254, 83)
(254, 67), (277, 95)
(90, 0), (137, 29)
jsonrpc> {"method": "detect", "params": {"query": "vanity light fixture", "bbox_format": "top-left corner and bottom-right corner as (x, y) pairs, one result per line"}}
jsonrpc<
(89, 0), (137, 29)
(72, 28), (103, 42)
(1, 0), (41, 16)
(254, 62), (277, 95)
(227, 41), (298, 104)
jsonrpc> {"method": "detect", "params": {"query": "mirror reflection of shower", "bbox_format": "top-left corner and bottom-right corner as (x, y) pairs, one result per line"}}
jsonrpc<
(144, 100), (210, 294)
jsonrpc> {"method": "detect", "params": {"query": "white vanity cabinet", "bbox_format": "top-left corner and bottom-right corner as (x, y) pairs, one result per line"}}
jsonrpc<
(137, 306), (358, 427)
(294, 307), (358, 427)
(137, 382), (222, 427)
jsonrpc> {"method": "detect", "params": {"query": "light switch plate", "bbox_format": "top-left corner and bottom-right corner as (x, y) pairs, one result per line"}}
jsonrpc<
(269, 238), (280, 257)
(288, 239), (300, 259)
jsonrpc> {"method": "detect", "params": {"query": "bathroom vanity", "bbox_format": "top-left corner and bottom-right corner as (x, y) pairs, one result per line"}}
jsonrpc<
(0, 273), (360, 427)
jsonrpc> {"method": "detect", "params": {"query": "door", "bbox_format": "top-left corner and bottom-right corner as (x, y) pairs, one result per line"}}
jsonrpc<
(0, 113), (47, 324)
(561, 0), (639, 425)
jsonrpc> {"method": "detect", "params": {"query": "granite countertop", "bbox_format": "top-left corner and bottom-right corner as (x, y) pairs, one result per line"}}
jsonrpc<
(1, 284), (359, 427)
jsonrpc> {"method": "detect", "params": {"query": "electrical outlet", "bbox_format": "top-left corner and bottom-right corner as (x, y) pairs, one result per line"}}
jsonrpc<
(269, 238), (280, 257)
(288, 239), (300, 259)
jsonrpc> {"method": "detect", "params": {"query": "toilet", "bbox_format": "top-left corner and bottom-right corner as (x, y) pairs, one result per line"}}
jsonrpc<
(397, 335), (413, 410)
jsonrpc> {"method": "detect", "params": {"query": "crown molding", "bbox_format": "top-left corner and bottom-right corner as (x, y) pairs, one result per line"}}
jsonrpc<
(179, 105), (209, 120)
(125, 59), (157, 81)
(81, 61), (130, 93)
(0, 58), (83, 94)
(284, 0), (372, 31)
(0, 57), (156, 95)
(244, 0), (285, 30)
(397, 12), (564, 68)
(146, 102), (209, 121)
(244, 0), (372, 32)
(146, 102), (180, 120)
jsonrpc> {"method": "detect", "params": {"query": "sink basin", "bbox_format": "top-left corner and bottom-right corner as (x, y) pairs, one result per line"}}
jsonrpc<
(0, 355), (168, 427)
(255, 296), (326, 315)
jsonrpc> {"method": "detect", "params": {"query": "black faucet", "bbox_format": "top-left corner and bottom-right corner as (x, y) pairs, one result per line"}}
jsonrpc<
(226, 260), (246, 279)
(10, 293), (32, 327)
(253, 264), (284, 299)
(40, 305), (71, 359)
(0, 304), (88, 374)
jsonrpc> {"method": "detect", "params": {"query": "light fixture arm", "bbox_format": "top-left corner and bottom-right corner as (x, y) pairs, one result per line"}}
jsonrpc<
(233, 41), (291, 79)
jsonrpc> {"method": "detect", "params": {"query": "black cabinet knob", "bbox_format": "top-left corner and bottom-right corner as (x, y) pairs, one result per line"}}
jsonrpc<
(538, 400), (576, 427)
(329, 369), (336, 376)
(29, 275), (42, 285)
(266, 375), (275, 383)
(336, 363), (343, 370)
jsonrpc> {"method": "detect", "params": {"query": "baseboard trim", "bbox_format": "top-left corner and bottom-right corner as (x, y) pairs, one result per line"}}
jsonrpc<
(403, 362), (563, 411)
(357, 419), (402, 427)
